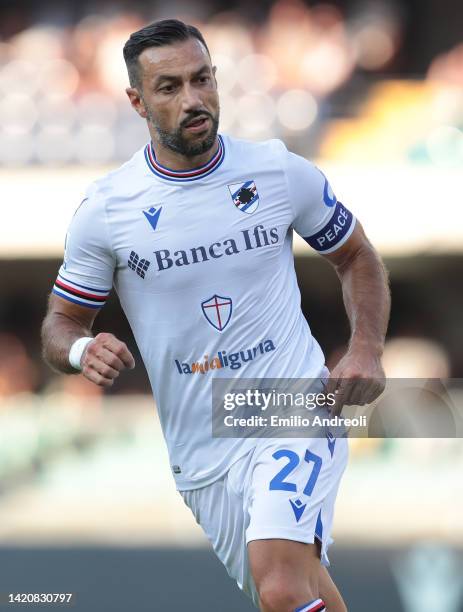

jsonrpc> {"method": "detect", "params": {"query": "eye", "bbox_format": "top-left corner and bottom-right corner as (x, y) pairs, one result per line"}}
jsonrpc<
(159, 84), (176, 94)
(198, 75), (211, 84)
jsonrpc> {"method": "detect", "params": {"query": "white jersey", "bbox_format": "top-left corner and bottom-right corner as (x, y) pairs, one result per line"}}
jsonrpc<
(52, 134), (355, 490)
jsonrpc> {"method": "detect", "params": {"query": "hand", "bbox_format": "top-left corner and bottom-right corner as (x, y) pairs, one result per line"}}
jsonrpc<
(325, 346), (385, 416)
(80, 332), (135, 387)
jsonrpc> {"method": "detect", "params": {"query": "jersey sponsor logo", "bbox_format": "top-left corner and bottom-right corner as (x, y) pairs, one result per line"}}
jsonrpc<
(201, 295), (232, 331)
(174, 339), (276, 375)
(153, 225), (279, 271)
(303, 201), (354, 253)
(143, 206), (162, 231)
(289, 498), (307, 522)
(323, 177), (337, 207)
(228, 180), (259, 214)
(128, 250), (151, 278)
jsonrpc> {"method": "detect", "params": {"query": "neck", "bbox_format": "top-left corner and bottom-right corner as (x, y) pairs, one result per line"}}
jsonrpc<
(149, 133), (219, 171)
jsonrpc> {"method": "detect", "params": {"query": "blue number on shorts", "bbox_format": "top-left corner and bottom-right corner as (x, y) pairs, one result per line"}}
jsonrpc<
(269, 450), (299, 492)
(302, 450), (322, 496)
(269, 449), (322, 496)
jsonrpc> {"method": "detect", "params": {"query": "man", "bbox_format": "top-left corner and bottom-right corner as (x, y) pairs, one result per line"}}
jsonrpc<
(42, 19), (390, 612)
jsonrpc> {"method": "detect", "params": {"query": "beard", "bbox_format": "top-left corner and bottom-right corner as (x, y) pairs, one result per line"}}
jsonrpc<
(145, 105), (220, 158)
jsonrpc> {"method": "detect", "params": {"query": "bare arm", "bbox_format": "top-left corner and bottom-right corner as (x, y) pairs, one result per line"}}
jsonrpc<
(42, 294), (96, 374)
(324, 221), (390, 355)
(322, 221), (390, 412)
(42, 294), (135, 386)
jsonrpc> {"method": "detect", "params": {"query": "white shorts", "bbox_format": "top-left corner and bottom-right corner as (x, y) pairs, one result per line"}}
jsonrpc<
(181, 434), (348, 607)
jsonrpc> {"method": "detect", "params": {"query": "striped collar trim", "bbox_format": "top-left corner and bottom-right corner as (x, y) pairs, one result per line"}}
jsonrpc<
(145, 135), (225, 182)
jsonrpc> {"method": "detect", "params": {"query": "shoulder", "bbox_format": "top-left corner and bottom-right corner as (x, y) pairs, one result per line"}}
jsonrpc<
(222, 134), (289, 165)
(223, 134), (320, 178)
(68, 147), (146, 229)
(86, 144), (151, 205)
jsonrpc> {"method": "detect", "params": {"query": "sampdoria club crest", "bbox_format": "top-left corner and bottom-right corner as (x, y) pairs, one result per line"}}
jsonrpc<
(228, 180), (259, 214)
(201, 295), (233, 331)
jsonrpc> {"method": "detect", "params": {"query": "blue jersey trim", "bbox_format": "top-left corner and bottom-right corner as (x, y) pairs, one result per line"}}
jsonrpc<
(315, 508), (323, 540)
(145, 136), (225, 182)
(58, 273), (111, 294)
(52, 289), (103, 309)
(303, 201), (354, 253)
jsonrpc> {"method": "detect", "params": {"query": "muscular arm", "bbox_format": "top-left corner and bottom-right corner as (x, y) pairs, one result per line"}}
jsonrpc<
(42, 294), (96, 374)
(324, 221), (390, 355)
(41, 294), (135, 386)
(322, 221), (390, 410)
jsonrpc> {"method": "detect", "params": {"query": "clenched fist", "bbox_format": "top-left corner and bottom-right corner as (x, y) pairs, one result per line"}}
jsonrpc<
(325, 346), (386, 416)
(81, 332), (135, 387)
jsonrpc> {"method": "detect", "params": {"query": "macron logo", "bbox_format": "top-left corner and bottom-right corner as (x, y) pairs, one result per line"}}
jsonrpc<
(290, 498), (307, 523)
(143, 206), (162, 231)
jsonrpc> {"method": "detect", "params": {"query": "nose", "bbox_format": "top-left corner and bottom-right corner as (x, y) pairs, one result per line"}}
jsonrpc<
(181, 82), (203, 112)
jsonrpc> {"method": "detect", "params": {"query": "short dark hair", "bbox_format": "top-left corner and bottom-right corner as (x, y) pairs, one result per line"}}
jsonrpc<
(123, 19), (210, 89)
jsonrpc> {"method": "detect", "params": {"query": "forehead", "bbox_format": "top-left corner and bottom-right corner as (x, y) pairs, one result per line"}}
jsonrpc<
(138, 38), (211, 81)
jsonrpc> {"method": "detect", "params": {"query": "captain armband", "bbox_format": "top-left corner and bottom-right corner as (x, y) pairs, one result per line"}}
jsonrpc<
(303, 201), (356, 254)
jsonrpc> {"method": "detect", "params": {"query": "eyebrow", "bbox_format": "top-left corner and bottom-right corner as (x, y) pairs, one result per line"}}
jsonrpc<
(154, 64), (211, 86)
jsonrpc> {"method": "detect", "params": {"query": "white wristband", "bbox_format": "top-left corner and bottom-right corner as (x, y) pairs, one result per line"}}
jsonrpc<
(69, 337), (94, 371)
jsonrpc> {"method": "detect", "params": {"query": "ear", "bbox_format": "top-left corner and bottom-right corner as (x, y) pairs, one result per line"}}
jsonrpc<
(212, 65), (218, 87)
(125, 87), (148, 119)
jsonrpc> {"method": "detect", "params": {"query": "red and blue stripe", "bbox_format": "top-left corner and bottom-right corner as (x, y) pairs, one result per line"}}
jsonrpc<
(52, 274), (110, 309)
(145, 135), (225, 182)
(295, 599), (326, 612)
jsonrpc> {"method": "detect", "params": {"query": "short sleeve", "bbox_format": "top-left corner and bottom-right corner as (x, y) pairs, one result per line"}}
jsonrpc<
(285, 151), (356, 254)
(52, 185), (115, 309)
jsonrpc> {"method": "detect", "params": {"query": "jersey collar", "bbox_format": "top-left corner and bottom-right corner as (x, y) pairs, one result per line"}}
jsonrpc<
(145, 135), (225, 182)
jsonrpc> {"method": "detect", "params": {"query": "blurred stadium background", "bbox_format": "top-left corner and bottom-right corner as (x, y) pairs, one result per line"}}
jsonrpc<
(0, 0), (462, 610)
